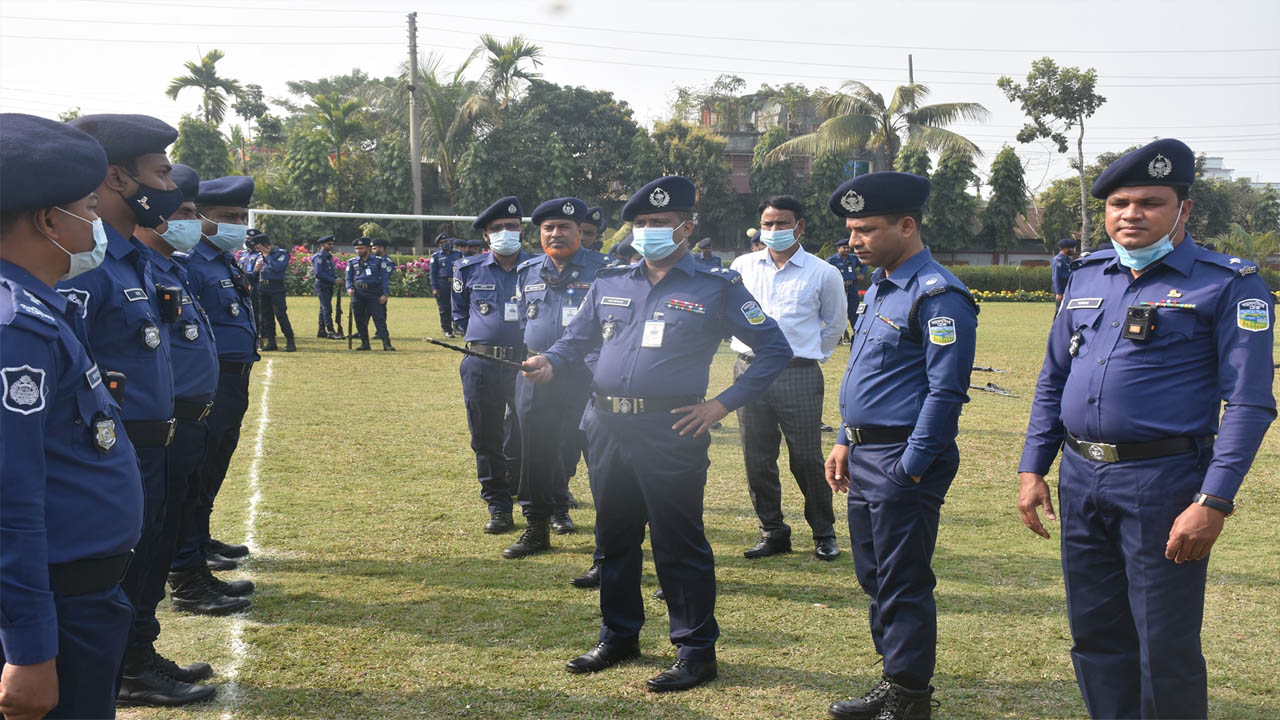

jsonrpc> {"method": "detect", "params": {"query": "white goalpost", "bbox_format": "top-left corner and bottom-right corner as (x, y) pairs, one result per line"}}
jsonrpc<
(247, 209), (533, 253)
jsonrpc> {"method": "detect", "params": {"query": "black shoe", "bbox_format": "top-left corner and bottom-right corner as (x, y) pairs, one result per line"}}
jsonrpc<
(356, 344), (371, 351)
(205, 552), (237, 571)
(208, 538), (249, 559)
(317, 329), (329, 338)
(382, 341), (396, 351)
(815, 538), (841, 561)
(829, 676), (893, 720)
(444, 330), (455, 338)
(117, 662), (217, 707)
(261, 342), (278, 352)
(869, 683), (936, 720)
(645, 658), (717, 692)
(503, 517), (550, 559)
(551, 512), (576, 534)
(204, 565), (254, 597)
(284, 339), (296, 352)
(168, 568), (252, 616)
(565, 641), (639, 674)
(152, 652), (213, 684)
(743, 536), (792, 559)
(484, 511), (515, 534)
(653, 587), (665, 601)
(566, 493), (580, 509)
(821, 422), (835, 432)
(569, 563), (600, 588)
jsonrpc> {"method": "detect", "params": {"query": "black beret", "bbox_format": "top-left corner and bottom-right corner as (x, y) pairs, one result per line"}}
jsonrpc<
(585, 206), (607, 232)
(472, 195), (522, 230)
(465, 237), (487, 248)
(833, 237), (850, 248)
(371, 237), (388, 247)
(828, 171), (930, 219)
(318, 234), (335, 244)
(246, 228), (270, 245)
(531, 197), (588, 226)
(1057, 237), (1076, 249)
(196, 176), (254, 207)
(353, 237), (373, 247)
(622, 176), (696, 221)
(66, 113), (177, 165)
(614, 232), (635, 257)
(0, 113), (108, 213)
(1090, 138), (1194, 199)
(169, 164), (200, 202)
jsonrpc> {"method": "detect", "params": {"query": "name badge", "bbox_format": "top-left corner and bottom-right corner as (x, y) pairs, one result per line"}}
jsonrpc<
(504, 302), (519, 322)
(856, 302), (867, 315)
(524, 283), (546, 292)
(123, 288), (148, 302)
(364, 268), (372, 276)
(472, 283), (496, 291)
(1066, 297), (1103, 310)
(561, 306), (578, 326)
(220, 278), (234, 288)
(600, 296), (632, 307)
(642, 320), (665, 348)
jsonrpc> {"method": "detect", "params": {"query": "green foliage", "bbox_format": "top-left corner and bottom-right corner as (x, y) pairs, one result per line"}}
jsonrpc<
(232, 83), (269, 125)
(751, 126), (794, 198)
(894, 145), (932, 177)
(626, 129), (663, 193)
(1033, 147), (1131, 247)
(947, 264), (1051, 292)
(57, 107), (81, 122)
(360, 222), (389, 239)
(981, 147), (1028, 252)
(166, 49), (243, 125)
(173, 116), (231, 178)
(478, 34), (543, 112)
(925, 146), (978, 250)
(1208, 224), (1280, 266)
(803, 151), (857, 248)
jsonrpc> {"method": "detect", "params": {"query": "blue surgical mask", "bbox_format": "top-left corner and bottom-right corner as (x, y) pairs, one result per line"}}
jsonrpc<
(160, 219), (203, 252)
(201, 215), (249, 253)
(760, 228), (797, 251)
(46, 207), (109, 280)
(631, 223), (687, 261)
(488, 229), (522, 256)
(1109, 203), (1183, 271)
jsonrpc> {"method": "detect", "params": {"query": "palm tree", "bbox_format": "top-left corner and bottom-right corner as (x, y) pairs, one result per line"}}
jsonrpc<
(478, 34), (543, 113)
(165, 49), (243, 125)
(1210, 223), (1280, 266)
(310, 93), (365, 211)
(767, 82), (989, 171)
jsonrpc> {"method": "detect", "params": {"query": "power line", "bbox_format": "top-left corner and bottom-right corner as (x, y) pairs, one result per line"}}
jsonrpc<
(0, 14), (400, 29)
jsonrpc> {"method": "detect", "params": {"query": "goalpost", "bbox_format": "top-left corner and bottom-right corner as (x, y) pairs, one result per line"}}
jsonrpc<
(247, 209), (532, 254)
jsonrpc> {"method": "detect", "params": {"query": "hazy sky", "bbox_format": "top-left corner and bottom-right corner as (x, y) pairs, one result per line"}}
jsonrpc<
(3, 0), (1278, 193)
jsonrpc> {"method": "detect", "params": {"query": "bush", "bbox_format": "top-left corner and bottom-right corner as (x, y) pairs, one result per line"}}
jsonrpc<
(945, 265), (1052, 293)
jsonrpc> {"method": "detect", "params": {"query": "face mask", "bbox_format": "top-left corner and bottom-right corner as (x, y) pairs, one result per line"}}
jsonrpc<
(201, 216), (249, 253)
(631, 223), (687, 261)
(121, 173), (184, 229)
(488, 230), (522, 256)
(1110, 203), (1183, 271)
(44, 207), (109, 280)
(760, 228), (797, 251)
(160, 219), (203, 252)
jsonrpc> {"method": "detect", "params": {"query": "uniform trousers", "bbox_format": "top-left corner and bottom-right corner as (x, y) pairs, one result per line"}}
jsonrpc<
(513, 367), (587, 518)
(259, 281), (294, 342)
(119, 445), (167, 654)
(846, 291), (859, 334)
(351, 292), (389, 346)
(460, 355), (521, 513)
(315, 281), (334, 332)
(434, 291), (453, 334)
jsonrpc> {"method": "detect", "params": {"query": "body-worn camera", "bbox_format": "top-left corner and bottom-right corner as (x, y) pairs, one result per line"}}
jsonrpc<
(1122, 305), (1156, 341)
(103, 371), (127, 406)
(155, 284), (183, 323)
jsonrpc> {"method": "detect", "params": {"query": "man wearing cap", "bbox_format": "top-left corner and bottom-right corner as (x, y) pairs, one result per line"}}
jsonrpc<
(501, 197), (609, 559)
(730, 195), (847, 563)
(610, 233), (640, 266)
(455, 196), (533, 534)
(828, 237), (864, 342)
(1051, 237), (1076, 313)
(0, 113), (145, 720)
(823, 172), (979, 720)
(346, 238), (394, 351)
(581, 206), (607, 252)
(238, 232), (264, 346)
(522, 175), (792, 692)
(1018, 139), (1275, 720)
(254, 231), (295, 352)
(430, 234), (461, 337)
(692, 238), (722, 269)
(371, 238), (396, 343)
(312, 235), (341, 338)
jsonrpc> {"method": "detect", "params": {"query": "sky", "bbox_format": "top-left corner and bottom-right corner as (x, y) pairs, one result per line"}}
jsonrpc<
(2, 0), (1279, 196)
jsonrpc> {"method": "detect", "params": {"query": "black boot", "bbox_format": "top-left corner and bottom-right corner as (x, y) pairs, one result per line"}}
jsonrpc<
(829, 676), (892, 720)
(204, 564), (254, 597)
(356, 341), (371, 350)
(168, 567), (252, 616)
(869, 683), (935, 720)
(205, 552), (237, 571)
(317, 327), (328, 338)
(261, 340), (278, 351)
(117, 648), (216, 707)
(484, 511), (514, 534)
(551, 512), (576, 534)
(569, 563), (600, 588)
(382, 339), (396, 351)
(502, 517), (550, 559)
(284, 336), (296, 352)
(208, 538), (249, 559)
(152, 651), (213, 684)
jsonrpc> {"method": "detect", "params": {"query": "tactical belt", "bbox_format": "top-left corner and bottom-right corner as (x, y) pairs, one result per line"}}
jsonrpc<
(49, 551), (133, 596)
(738, 353), (817, 368)
(466, 343), (525, 362)
(124, 419), (176, 448)
(261, 278), (285, 288)
(844, 425), (913, 445)
(1065, 433), (1210, 463)
(354, 282), (380, 290)
(174, 398), (214, 422)
(593, 394), (702, 415)
(219, 360), (253, 376)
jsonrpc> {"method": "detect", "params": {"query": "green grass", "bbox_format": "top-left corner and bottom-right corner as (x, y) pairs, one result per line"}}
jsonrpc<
(122, 299), (1279, 719)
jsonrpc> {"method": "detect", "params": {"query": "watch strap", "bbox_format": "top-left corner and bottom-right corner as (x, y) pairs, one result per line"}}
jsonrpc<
(1193, 492), (1235, 517)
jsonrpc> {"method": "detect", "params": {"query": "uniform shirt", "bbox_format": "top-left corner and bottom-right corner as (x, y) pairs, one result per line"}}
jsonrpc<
(694, 252), (723, 269)
(56, 224), (175, 423)
(837, 247), (979, 478)
(828, 252), (863, 292)
(260, 246), (291, 282)
(346, 254), (390, 296)
(542, 253), (792, 411)
(430, 248), (462, 292)
(312, 249), (336, 284)
(0, 268), (143, 665)
(452, 249), (532, 346)
(1051, 251), (1072, 295)
(376, 253), (397, 278)
(145, 247), (219, 404)
(729, 246), (847, 361)
(182, 240), (261, 363)
(1020, 236), (1276, 501)
(515, 247), (610, 354)
(238, 250), (262, 279)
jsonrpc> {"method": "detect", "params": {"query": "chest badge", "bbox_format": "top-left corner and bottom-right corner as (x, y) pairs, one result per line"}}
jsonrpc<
(527, 303), (539, 319)
(477, 301), (491, 316)
(142, 322), (162, 349)
(184, 323), (200, 341)
(229, 301), (241, 317)
(94, 415), (117, 452)
(602, 319), (618, 341)
(1167, 289), (1182, 298)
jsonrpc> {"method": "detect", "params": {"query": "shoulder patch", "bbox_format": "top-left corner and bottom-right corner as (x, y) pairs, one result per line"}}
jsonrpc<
(2, 365), (46, 414)
(57, 287), (91, 319)
(927, 317), (957, 346)
(1237, 299), (1270, 332)
(452, 278), (464, 294)
(741, 300), (767, 325)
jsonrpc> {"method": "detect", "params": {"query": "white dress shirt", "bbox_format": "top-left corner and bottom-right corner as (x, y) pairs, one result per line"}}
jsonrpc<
(729, 245), (847, 361)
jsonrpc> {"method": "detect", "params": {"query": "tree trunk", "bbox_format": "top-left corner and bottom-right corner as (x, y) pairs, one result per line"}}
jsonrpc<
(1076, 117), (1090, 247)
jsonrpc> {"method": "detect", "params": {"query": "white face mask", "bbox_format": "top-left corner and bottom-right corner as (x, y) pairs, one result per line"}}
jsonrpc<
(43, 207), (109, 281)
(488, 229), (522, 256)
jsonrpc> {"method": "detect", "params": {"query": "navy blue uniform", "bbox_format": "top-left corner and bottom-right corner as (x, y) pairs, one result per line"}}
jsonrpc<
(836, 247), (978, 688)
(238, 250), (263, 340)
(1020, 237), (1275, 719)
(693, 252), (722, 269)
(430, 246), (462, 334)
(1, 268), (142, 720)
(541, 252), (792, 661)
(258, 245), (294, 343)
(346, 254), (391, 348)
(312, 248), (337, 334)
(1052, 250), (1073, 314)
(453, 250), (532, 512)
(828, 252), (863, 333)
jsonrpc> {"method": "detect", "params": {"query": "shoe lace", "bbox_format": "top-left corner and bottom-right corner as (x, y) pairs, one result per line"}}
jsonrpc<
(860, 678), (891, 703)
(203, 566), (232, 594)
(151, 653), (181, 676)
(670, 659), (690, 671)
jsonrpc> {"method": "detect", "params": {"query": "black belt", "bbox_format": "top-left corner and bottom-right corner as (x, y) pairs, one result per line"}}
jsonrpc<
(262, 278), (285, 287)
(466, 343), (525, 362)
(843, 425), (913, 445)
(219, 360), (253, 376)
(49, 551), (133, 596)
(738, 353), (817, 368)
(355, 282), (380, 290)
(593, 394), (702, 415)
(1065, 434), (1210, 463)
(124, 419), (175, 448)
(174, 398), (214, 422)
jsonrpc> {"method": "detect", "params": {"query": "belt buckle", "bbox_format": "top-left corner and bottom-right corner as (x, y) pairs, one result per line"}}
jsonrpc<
(611, 396), (638, 414)
(164, 418), (176, 446)
(1079, 440), (1119, 463)
(844, 426), (862, 444)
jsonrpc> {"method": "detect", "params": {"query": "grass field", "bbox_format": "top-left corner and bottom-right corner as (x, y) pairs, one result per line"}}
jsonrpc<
(120, 298), (1279, 720)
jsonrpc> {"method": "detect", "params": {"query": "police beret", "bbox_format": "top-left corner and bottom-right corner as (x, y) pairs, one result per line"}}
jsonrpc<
(196, 176), (254, 207)
(472, 196), (522, 230)
(169, 164), (200, 202)
(246, 228), (270, 245)
(585, 206), (607, 232)
(1090, 138), (1194, 199)
(614, 232), (635, 256)
(833, 237), (850, 248)
(622, 176), (696, 221)
(828, 172), (930, 219)
(353, 237), (373, 247)
(66, 113), (177, 165)
(1057, 237), (1076, 249)
(465, 237), (486, 248)
(531, 197), (588, 226)
(371, 237), (388, 247)
(696, 237), (713, 250)
(317, 234), (335, 244)
(0, 113), (108, 213)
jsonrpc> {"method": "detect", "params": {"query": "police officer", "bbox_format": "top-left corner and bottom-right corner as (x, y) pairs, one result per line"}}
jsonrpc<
(0, 113), (144, 720)
(692, 238), (722, 268)
(371, 238), (395, 342)
(1051, 237), (1075, 313)
(346, 238), (394, 351)
(823, 172), (979, 720)
(455, 196), (533, 534)
(312, 234), (341, 338)
(581, 206), (607, 252)
(1018, 139), (1276, 720)
(828, 237), (864, 342)
(253, 231), (295, 352)
(523, 175), (793, 692)
(238, 231), (263, 346)
(430, 233), (462, 337)
(501, 197), (609, 559)
(609, 232), (640, 266)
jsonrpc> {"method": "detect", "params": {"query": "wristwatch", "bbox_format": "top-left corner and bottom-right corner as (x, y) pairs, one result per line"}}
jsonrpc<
(1192, 492), (1236, 517)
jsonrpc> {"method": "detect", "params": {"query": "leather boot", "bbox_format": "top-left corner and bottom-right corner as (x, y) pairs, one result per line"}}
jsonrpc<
(204, 564), (254, 597)
(168, 567), (252, 616)
(382, 338), (396, 351)
(502, 517), (550, 559)
(208, 538), (249, 559)
(869, 683), (935, 720)
(284, 336), (296, 352)
(484, 511), (514, 534)
(152, 651), (213, 684)
(550, 512), (576, 534)
(117, 647), (216, 707)
(317, 327), (328, 338)
(205, 552), (237, 571)
(829, 676), (892, 720)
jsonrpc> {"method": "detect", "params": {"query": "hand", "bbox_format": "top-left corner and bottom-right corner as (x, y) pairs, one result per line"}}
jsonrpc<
(825, 444), (850, 493)
(521, 355), (554, 383)
(432, 289), (439, 297)
(1018, 472), (1057, 539)
(1055, 293), (1064, 303)
(1166, 502), (1225, 563)
(347, 289), (354, 296)
(379, 295), (388, 304)
(0, 659), (58, 720)
(670, 398), (728, 437)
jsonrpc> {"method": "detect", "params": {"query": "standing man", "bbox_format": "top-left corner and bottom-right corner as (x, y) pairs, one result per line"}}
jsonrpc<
(692, 238), (722, 268)
(823, 172), (979, 720)
(371, 238), (395, 343)
(455, 196), (532, 534)
(346, 238), (394, 351)
(522, 175), (793, 692)
(238, 233), (264, 348)
(1018, 139), (1276, 720)
(312, 234), (340, 338)
(253, 231), (295, 352)
(0, 112), (144, 720)
(430, 233), (461, 337)
(828, 237), (863, 342)
(1051, 237), (1075, 314)
(730, 195), (847, 562)
(582, 206), (607, 252)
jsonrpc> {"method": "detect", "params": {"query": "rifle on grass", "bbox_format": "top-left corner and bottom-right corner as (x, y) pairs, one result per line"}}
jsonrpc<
(423, 337), (527, 371)
(971, 382), (1018, 398)
(347, 293), (354, 350)
(334, 279), (344, 339)
(972, 365), (1007, 373)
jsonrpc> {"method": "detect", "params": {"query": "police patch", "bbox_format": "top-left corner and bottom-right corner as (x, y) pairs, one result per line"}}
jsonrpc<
(1065, 297), (1103, 310)
(57, 287), (91, 318)
(229, 301), (241, 317)
(741, 300), (766, 326)
(183, 323), (200, 341)
(86, 364), (102, 388)
(927, 317), (957, 346)
(1237, 299), (1270, 332)
(2, 365), (46, 415)
(94, 416), (117, 452)
(452, 278), (464, 294)
(142, 323), (161, 349)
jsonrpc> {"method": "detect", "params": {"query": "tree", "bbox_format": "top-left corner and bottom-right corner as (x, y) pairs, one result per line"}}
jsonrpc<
(981, 146), (1029, 254)
(673, 74), (750, 130)
(894, 145), (932, 177)
(751, 126), (794, 198)
(172, 116), (231, 178)
(649, 120), (736, 230)
(166, 49), (243, 125)
(395, 51), (490, 204)
(57, 107), (80, 122)
(1208, 224), (1280, 265)
(626, 129), (664, 194)
(767, 82), (989, 170)
(924, 146), (978, 250)
(804, 151), (858, 249)
(232, 83), (270, 146)
(478, 34), (543, 114)
(310, 93), (365, 213)
(998, 58), (1106, 247)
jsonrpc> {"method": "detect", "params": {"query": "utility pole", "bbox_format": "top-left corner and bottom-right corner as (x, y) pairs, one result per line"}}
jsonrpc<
(908, 54), (914, 85)
(407, 12), (424, 253)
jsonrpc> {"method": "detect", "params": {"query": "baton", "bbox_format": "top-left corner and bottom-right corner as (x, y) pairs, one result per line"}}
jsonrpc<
(971, 365), (1007, 373)
(423, 337), (527, 371)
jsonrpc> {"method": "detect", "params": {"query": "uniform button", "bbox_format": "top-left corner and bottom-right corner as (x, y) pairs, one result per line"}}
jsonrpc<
(1112, 321), (1120, 327)
(1097, 358), (1105, 365)
(1088, 397), (1096, 405)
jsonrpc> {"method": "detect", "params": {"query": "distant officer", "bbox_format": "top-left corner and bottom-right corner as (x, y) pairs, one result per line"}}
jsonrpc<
(501, 197), (609, 559)
(1018, 139), (1276, 720)
(828, 237), (864, 340)
(238, 231), (263, 346)
(692, 238), (722, 268)
(346, 238), (394, 351)
(1051, 237), (1076, 313)
(252, 231), (295, 352)
(371, 238), (396, 342)
(312, 234), (340, 338)
(610, 232), (640, 266)
(430, 234), (462, 337)
(523, 175), (793, 692)
(824, 172), (979, 720)
(0, 112), (144, 720)
(460, 237), (485, 257)
(582, 206), (607, 252)
(455, 196), (533, 534)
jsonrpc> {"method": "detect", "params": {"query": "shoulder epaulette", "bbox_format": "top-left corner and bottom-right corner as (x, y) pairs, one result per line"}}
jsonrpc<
(1072, 249), (1114, 270)
(517, 256), (543, 272)
(1198, 249), (1261, 278)
(458, 254), (486, 270)
(696, 264), (742, 284)
(595, 264), (635, 277)
(1, 282), (60, 338)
